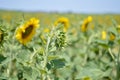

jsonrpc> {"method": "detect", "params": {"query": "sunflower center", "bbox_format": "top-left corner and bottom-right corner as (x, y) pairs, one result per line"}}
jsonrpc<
(22, 24), (33, 39)
(58, 21), (66, 27)
(84, 22), (89, 28)
(60, 21), (65, 25)
(0, 30), (3, 43)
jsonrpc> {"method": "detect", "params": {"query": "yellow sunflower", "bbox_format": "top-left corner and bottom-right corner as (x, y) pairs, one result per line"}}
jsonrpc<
(109, 33), (115, 41)
(81, 16), (92, 32)
(0, 29), (4, 43)
(101, 31), (107, 40)
(15, 18), (39, 45)
(54, 17), (69, 32)
(117, 25), (120, 33)
(43, 28), (50, 33)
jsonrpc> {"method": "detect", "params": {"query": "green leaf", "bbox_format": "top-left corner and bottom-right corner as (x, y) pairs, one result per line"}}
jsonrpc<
(0, 77), (7, 80)
(0, 54), (6, 64)
(23, 66), (32, 79)
(22, 66), (39, 79)
(40, 69), (47, 74)
(48, 56), (59, 61)
(17, 50), (31, 62)
(50, 59), (65, 69)
(49, 47), (57, 52)
(94, 39), (108, 48)
(46, 62), (52, 70)
(76, 67), (104, 79)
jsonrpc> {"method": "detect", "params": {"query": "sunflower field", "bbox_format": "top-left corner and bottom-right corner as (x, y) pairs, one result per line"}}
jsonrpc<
(0, 10), (120, 80)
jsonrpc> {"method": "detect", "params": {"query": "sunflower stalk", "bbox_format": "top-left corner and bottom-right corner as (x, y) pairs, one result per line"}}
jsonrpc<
(108, 48), (115, 61)
(116, 46), (120, 80)
(7, 38), (17, 78)
(108, 47), (120, 80)
(29, 48), (39, 63)
(42, 36), (51, 80)
(7, 52), (16, 78)
(7, 52), (12, 78)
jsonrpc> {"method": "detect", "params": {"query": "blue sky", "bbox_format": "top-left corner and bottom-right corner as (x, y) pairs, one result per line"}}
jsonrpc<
(0, 0), (120, 13)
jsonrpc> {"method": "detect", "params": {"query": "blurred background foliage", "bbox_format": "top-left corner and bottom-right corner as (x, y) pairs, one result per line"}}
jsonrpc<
(0, 10), (120, 80)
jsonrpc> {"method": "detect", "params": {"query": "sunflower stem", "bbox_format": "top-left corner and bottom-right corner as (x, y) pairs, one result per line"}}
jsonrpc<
(42, 36), (51, 80)
(7, 52), (16, 78)
(30, 48), (39, 62)
(116, 46), (120, 80)
(108, 48), (115, 61)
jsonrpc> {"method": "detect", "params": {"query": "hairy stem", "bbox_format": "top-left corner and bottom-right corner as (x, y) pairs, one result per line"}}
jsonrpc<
(42, 36), (51, 80)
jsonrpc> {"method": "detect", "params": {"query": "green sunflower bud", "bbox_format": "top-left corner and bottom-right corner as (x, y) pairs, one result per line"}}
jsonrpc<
(55, 31), (66, 48)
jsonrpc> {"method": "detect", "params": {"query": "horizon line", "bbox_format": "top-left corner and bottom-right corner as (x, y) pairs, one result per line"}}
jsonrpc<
(0, 9), (120, 14)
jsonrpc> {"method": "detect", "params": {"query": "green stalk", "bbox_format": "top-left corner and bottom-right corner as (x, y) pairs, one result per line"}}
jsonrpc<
(42, 36), (51, 80)
(108, 48), (115, 61)
(108, 47), (120, 80)
(7, 52), (12, 78)
(116, 46), (120, 80)
(7, 52), (16, 79)
(30, 49), (39, 63)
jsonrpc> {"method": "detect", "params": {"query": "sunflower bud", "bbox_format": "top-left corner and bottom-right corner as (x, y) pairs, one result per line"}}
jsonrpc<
(55, 31), (66, 48)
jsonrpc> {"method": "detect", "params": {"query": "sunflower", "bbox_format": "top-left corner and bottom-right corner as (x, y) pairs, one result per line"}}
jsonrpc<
(81, 16), (92, 32)
(15, 18), (39, 45)
(43, 28), (50, 33)
(0, 29), (4, 44)
(54, 17), (69, 32)
(101, 31), (107, 40)
(109, 32), (115, 41)
(117, 25), (120, 33)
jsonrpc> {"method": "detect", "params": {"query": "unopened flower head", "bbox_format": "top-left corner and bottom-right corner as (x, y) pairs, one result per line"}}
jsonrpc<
(55, 31), (66, 48)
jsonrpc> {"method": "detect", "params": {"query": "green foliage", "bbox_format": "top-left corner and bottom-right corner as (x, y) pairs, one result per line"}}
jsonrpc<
(50, 59), (65, 69)
(0, 11), (120, 80)
(0, 54), (6, 64)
